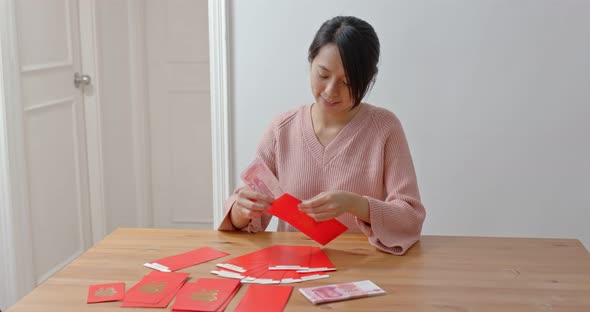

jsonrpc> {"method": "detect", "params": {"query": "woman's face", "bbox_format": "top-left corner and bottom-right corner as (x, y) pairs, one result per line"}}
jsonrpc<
(310, 44), (354, 116)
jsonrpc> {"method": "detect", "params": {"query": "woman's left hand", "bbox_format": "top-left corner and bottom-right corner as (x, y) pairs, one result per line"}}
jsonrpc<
(297, 191), (368, 222)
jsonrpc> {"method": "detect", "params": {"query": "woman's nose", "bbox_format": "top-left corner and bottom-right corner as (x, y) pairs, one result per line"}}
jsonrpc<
(324, 80), (338, 98)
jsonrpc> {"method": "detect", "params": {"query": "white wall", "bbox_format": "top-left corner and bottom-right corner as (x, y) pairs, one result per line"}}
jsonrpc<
(229, 0), (590, 249)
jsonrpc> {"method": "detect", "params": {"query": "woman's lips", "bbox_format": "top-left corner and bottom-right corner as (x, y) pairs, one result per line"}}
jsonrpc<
(321, 96), (339, 106)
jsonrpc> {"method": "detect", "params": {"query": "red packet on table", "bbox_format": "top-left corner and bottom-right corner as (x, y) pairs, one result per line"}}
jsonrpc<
(246, 269), (286, 284)
(216, 246), (273, 273)
(211, 264), (268, 281)
(171, 278), (241, 312)
(144, 246), (229, 272)
(121, 271), (189, 307)
(268, 245), (312, 270)
(296, 247), (336, 273)
(87, 282), (125, 303)
(268, 193), (348, 245)
(299, 271), (330, 282)
(279, 270), (329, 284)
(298, 280), (386, 305)
(280, 270), (303, 284)
(121, 283), (182, 308)
(234, 284), (293, 312)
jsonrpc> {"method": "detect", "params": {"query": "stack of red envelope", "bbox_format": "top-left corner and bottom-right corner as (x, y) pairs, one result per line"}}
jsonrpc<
(121, 271), (189, 308)
(171, 278), (241, 312)
(144, 246), (229, 272)
(211, 245), (336, 284)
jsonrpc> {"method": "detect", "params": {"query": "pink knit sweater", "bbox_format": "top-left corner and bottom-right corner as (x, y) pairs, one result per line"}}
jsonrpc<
(218, 103), (426, 255)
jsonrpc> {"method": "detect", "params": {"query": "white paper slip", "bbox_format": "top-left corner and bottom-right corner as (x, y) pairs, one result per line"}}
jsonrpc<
(216, 263), (246, 273)
(143, 262), (171, 272)
(300, 274), (330, 281)
(210, 269), (245, 279)
(296, 267), (336, 273)
(269, 265), (308, 271)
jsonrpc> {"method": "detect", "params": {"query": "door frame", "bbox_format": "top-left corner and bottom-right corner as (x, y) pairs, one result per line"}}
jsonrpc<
(79, 0), (107, 243)
(0, 0), (37, 307)
(127, 0), (153, 228)
(0, 0), (105, 307)
(209, 0), (232, 229)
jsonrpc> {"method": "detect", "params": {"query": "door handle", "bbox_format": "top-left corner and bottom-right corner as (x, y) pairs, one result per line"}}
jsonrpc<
(74, 72), (92, 88)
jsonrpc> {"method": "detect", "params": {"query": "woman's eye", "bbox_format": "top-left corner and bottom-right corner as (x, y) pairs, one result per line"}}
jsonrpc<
(319, 74), (328, 79)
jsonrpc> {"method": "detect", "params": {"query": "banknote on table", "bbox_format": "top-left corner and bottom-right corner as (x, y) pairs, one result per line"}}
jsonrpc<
(299, 280), (386, 304)
(240, 158), (284, 199)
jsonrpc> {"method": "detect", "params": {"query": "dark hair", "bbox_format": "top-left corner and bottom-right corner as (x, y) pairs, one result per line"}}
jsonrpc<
(308, 16), (380, 108)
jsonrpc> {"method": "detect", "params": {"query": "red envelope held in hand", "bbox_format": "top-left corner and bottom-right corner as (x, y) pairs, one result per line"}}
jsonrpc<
(268, 193), (348, 245)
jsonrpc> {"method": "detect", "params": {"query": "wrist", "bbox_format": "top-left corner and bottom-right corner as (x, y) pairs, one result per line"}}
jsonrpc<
(349, 193), (370, 222)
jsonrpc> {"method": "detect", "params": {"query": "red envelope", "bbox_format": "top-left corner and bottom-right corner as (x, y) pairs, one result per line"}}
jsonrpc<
(252, 269), (287, 283)
(280, 270), (302, 283)
(147, 247), (229, 272)
(121, 284), (182, 308)
(171, 278), (241, 312)
(269, 245), (311, 269)
(234, 284), (293, 312)
(305, 247), (336, 271)
(242, 266), (271, 279)
(216, 246), (273, 272)
(87, 282), (125, 303)
(299, 271), (329, 282)
(268, 193), (348, 245)
(122, 271), (189, 307)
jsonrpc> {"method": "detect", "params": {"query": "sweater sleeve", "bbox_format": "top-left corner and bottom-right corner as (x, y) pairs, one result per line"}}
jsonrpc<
(217, 116), (279, 233)
(355, 116), (426, 255)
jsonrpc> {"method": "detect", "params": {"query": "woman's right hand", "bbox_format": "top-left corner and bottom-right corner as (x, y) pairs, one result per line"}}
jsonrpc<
(229, 188), (274, 229)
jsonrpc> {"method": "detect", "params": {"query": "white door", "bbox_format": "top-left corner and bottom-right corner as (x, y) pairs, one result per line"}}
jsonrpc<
(146, 0), (213, 229)
(15, 0), (92, 284)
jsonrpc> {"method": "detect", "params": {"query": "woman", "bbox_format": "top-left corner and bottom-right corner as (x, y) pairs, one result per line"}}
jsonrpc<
(219, 16), (425, 255)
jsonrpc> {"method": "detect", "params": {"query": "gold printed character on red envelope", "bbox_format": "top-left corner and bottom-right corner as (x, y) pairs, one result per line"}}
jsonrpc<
(171, 279), (241, 311)
(191, 289), (219, 302)
(95, 287), (118, 297)
(87, 282), (126, 304)
(139, 281), (167, 294)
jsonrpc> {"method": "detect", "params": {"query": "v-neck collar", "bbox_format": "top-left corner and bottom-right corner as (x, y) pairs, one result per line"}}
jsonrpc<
(301, 103), (371, 167)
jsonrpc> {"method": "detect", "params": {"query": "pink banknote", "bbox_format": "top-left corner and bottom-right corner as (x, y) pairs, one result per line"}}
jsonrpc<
(299, 280), (386, 304)
(240, 158), (284, 198)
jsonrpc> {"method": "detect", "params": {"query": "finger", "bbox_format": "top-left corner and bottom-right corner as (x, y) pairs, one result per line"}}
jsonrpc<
(236, 197), (269, 212)
(235, 201), (264, 219)
(299, 201), (333, 213)
(239, 188), (274, 204)
(240, 207), (263, 219)
(298, 192), (330, 208)
(306, 211), (335, 222)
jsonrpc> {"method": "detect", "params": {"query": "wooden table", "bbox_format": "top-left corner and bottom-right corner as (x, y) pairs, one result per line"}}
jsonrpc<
(7, 228), (590, 311)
